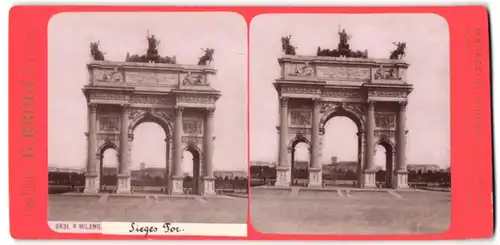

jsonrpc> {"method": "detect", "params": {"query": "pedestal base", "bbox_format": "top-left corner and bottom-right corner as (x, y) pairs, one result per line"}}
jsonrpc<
(202, 176), (216, 195)
(171, 176), (184, 194)
(116, 174), (131, 194)
(307, 168), (322, 187)
(84, 172), (99, 193)
(363, 170), (376, 188)
(275, 166), (290, 187)
(394, 170), (409, 188)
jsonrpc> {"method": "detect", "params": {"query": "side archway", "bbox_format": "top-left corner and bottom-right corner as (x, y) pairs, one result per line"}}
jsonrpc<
(288, 135), (310, 186)
(183, 143), (202, 194)
(375, 137), (396, 188)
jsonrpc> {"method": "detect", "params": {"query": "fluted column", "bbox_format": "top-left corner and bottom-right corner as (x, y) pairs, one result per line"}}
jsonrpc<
(203, 108), (215, 177)
(363, 100), (376, 187)
(278, 97), (289, 167)
(119, 104), (129, 174)
(84, 103), (99, 193)
(395, 101), (409, 188)
(308, 98), (322, 187)
(171, 106), (184, 194)
(202, 108), (216, 195)
(116, 104), (131, 193)
(275, 97), (290, 187)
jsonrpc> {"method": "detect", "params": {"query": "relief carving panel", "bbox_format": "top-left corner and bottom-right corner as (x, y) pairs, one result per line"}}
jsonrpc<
(286, 62), (315, 77)
(90, 92), (127, 101)
(322, 89), (361, 98)
(130, 95), (174, 104)
(125, 71), (178, 85)
(183, 119), (203, 135)
(281, 87), (320, 95)
(177, 95), (215, 104)
(290, 111), (312, 126)
(316, 66), (371, 80)
(182, 72), (206, 86)
(99, 117), (120, 132)
(368, 90), (407, 98)
(181, 136), (204, 144)
(375, 113), (396, 128)
(93, 68), (123, 83)
(373, 65), (398, 80)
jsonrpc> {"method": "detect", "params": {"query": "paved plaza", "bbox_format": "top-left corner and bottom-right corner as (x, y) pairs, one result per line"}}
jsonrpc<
(48, 194), (247, 223)
(250, 187), (450, 234)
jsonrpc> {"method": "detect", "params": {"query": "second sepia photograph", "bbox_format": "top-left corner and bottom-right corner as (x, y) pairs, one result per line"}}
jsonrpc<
(249, 13), (451, 235)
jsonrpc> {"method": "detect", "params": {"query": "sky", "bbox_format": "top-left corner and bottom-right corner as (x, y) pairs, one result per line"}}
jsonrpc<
(249, 14), (450, 168)
(48, 12), (247, 172)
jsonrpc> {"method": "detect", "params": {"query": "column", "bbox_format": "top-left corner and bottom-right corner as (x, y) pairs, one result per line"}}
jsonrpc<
(363, 100), (376, 188)
(164, 135), (171, 194)
(308, 98), (322, 187)
(116, 104), (131, 193)
(84, 103), (99, 193)
(202, 108), (216, 195)
(356, 131), (366, 188)
(275, 97), (290, 187)
(171, 106), (184, 194)
(395, 101), (409, 188)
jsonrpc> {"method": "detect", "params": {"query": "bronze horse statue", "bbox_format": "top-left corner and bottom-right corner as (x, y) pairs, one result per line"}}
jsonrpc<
(317, 47), (368, 59)
(90, 41), (105, 61)
(126, 52), (176, 64)
(281, 35), (297, 55)
(197, 48), (214, 66)
(390, 42), (406, 60)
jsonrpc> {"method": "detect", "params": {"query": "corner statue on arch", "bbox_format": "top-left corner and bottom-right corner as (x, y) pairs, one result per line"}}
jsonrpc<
(83, 32), (221, 196)
(274, 27), (413, 189)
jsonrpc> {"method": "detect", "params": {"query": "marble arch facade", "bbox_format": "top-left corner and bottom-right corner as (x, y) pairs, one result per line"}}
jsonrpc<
(83, 61), (220, 195)
(274, 55), (413, 188)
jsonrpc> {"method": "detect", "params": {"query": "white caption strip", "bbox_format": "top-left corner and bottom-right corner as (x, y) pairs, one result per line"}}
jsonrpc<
(102, 222), (248, 237)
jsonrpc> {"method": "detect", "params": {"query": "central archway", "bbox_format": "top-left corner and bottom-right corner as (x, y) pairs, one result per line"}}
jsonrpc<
(128, 111), (172, 193)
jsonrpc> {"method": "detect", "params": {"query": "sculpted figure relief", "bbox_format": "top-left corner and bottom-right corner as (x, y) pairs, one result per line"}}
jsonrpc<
(101, 68), (123, 83)
(183, 120), (203, 134)
(291, 111), (312, 125)
(99, 117), (119, 131)
(183, 71), (205, 85)
(290, 62), (315, 76)
(375, 114), (396, 128)
(374, 65), (397, 80)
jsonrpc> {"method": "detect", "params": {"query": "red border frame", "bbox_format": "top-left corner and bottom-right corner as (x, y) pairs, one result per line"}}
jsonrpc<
(9, 5), (493, 240)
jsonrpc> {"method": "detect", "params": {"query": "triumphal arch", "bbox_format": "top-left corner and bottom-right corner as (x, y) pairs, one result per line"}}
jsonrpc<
(276, 33), (412, 188)
(83, 36), (220, 195)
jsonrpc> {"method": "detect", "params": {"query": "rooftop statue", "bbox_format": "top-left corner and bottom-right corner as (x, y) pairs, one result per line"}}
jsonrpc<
(317, 26), (368, 59)
(90, 41), (105, 61)
(390, 42), (407, 60)
(281, 35), (297, 55)
(124, 31), (177, 64)
(198, 48), (215, 66)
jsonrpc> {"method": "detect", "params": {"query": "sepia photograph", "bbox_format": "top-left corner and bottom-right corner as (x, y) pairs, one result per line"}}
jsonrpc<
(249, 14), (451, 234)
(47, 12), (248, 235)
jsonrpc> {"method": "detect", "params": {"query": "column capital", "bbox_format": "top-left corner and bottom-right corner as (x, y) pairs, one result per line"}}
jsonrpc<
(88, 102), (98, 111)
(312, 98), (322, 108)
(206, 107), (216, 115)
(367, 100), (376, 109)
(175, 106), (184, 114)
(398, 101), (408, 110)
(279, 97), (289, 106)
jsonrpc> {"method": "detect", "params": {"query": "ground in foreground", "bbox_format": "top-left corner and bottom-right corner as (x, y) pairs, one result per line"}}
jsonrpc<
(250, 188), (450, 235)
(48, 194), (247, 224)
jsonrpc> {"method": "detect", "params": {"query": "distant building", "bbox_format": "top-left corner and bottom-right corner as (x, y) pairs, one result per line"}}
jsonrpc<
(250, 161), (276, 167)
(214, 170), (247, 180)
(48, 166), (84, 173)
(407, 164), (441, 172)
